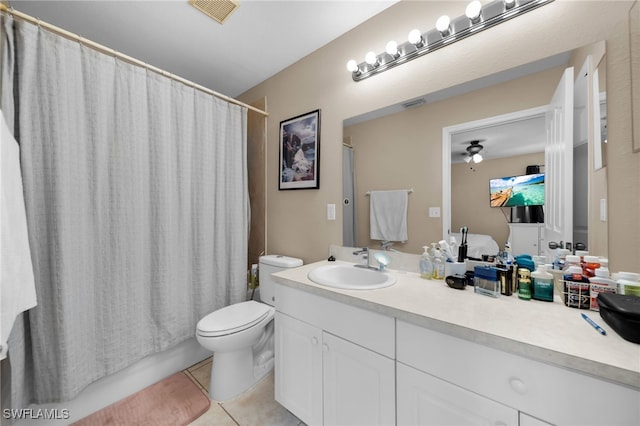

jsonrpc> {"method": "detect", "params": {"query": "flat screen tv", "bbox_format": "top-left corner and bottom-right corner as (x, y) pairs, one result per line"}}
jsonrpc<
(489, 173), (545, 207)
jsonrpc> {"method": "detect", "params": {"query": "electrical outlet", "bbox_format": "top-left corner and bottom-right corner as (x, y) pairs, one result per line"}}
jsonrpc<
(429, 207), (441, 218)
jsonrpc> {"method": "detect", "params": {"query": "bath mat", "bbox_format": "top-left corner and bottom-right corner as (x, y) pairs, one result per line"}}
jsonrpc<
(72, 372), (210, 426)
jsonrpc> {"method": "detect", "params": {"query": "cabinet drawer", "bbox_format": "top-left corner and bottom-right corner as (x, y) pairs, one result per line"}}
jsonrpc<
(397, 320), (639, 426)
(275, 284), (395, 358)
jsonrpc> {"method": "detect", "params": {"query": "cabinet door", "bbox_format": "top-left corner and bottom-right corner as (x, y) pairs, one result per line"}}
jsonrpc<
(323, 332), (395, 426)
(397, 363), (518, 426)
(509, 224), (541, 256)
(519, 413), (554, 426)
(274, 312), (323, 426)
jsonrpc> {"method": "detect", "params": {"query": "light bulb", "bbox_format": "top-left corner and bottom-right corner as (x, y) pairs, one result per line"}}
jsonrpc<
(466, 1), (482, 22)
(464, 156), (472, 163)
(346, 59), (359, 73)
(408, 29), (423, 47)
(473, 153), (483, 163)
(386, 40), (399, 57)
(365, 51), (379, 66)
(436, 15), (451, 36)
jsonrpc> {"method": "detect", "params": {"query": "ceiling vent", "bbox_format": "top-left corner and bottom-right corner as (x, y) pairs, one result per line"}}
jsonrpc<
(401, 98), (426, 109)
(189, 0), (239, 25)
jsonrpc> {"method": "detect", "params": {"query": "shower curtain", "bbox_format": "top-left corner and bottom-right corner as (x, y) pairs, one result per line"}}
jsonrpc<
(1, 16), (248, 404)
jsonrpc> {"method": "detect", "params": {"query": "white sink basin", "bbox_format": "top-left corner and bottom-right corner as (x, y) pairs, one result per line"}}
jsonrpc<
(307, 264), (396, 290)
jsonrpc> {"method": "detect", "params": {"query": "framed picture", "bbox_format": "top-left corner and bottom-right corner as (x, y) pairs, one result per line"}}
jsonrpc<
(279, 109), (320, 190)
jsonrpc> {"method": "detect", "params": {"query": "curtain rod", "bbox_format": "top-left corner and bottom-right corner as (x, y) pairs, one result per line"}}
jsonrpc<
(0, 4), (268, 117)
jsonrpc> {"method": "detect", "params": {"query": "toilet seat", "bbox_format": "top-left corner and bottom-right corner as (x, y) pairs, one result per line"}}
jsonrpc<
(197, 300), (272, 337)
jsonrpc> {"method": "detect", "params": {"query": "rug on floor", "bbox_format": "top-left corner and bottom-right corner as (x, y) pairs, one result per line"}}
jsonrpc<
(72, 372), (210, 426)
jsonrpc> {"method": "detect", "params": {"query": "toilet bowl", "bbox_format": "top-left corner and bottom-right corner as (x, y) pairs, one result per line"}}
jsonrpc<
(196, 255), (302, 401)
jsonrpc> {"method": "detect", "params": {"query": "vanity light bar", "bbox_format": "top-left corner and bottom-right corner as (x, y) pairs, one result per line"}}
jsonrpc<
(347, 0), (554, 82)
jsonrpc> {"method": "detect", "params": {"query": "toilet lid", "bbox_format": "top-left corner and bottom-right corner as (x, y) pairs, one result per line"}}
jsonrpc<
(197, 301), (272, 337)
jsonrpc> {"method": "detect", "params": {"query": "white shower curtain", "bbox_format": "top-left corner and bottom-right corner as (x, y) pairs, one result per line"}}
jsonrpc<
(1, 16), (248, 404)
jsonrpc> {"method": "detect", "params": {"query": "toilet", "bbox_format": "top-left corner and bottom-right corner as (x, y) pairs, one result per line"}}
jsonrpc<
(196, 254), (302, 400)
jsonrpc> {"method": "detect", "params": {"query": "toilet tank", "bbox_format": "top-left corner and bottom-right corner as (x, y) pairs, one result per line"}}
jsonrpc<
(258, 255), (303, 306)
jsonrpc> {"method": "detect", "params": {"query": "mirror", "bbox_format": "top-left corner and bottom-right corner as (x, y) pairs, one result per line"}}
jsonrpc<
(594, 55), (608, 169)
(343, 42), (606, 258)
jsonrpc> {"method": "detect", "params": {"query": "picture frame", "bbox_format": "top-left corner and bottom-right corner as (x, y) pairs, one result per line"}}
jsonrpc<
(279, 109), (320, 190)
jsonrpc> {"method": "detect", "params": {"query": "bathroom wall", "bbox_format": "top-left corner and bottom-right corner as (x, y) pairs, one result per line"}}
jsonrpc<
(452, 152), (545, 249)
(238, 1), (639, 272)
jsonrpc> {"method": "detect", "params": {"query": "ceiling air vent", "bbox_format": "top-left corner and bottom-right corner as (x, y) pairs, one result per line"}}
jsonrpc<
(402, 98), (426, 109)
(189, 0), (239, 25)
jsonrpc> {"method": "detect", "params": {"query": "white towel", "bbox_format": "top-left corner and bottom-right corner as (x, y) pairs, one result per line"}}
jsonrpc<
(369, 190), (408, 242)
(1, 110), (37, 360)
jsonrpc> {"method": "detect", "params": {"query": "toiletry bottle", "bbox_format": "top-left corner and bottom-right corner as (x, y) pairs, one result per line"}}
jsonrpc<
(504, 242), (514, 265)
(552, 248), (569, 270)
(432, 249), (445, 280)
(531, 264), (554, 302)
(617, 272), (640, 297)
(420, 246), (434, 280)
(582, 255), (601, 278)
(517, 268), (532, 300)
(589, 268), (617, 311)
(563, 255), (590, 309)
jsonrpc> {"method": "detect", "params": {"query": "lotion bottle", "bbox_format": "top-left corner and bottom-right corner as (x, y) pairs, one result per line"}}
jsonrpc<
(531, 264), (554, 302)
(432, 249), (445, 280)
(419, 246), (433, 279)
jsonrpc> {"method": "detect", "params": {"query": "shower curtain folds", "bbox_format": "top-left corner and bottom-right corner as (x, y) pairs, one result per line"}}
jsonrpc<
(1, 15), (248, 404)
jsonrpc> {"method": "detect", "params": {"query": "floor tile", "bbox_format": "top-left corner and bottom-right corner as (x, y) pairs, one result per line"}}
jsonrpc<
(189, 357), (213, 392)
(188, 356), (213, 373)
(220, 372), (300, 426)
(188, 402), (238, 426)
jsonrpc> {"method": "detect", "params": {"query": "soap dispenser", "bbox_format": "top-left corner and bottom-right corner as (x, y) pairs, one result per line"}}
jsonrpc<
(420, 246), (433, 279)
(432, 248), (445, 280)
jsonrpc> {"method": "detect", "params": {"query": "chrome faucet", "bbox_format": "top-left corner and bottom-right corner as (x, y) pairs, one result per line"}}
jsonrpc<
(352, 247), (384, 271)
(352, 247), (372, 269)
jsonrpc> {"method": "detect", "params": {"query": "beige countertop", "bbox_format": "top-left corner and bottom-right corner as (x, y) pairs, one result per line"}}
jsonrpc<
(272, 260), (640, 390)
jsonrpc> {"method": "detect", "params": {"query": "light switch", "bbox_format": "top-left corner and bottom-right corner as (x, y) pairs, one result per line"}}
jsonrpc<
(600, 198), (607, 222)
(327, 204), (336, 221)
(429, 207), (441, 218)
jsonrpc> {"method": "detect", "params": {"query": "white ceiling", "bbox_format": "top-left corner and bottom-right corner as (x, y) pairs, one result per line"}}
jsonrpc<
(8, 0), (398, 97)
(451, 115), (546, 164)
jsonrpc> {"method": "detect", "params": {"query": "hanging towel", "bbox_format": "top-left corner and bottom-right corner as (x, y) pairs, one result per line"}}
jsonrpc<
(369, 190), (409, 242)
(0, 109), (37, 360)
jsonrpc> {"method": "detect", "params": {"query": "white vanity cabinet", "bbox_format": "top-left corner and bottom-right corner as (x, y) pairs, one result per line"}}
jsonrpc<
(397, 320), (639, 426)
(274, 312), (323, 425)
(274, 284), (395, 426)
(397, 362), (518, 425)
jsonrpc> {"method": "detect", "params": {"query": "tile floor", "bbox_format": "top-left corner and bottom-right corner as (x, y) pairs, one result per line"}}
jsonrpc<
(184, 357), (305, 426)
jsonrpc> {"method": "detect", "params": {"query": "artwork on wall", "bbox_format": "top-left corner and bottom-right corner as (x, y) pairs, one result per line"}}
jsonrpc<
(279, 109), (320, 190)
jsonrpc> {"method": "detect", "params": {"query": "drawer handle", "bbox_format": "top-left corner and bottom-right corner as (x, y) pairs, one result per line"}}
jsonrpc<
(322, 343), (329, 352)
(508, 377), (527, 395)
(311, 337), (318, 345)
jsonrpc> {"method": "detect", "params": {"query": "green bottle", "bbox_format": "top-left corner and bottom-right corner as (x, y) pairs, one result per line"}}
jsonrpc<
(518, 268), (532, 300)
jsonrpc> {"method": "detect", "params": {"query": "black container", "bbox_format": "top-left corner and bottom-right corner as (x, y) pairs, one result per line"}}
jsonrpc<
(597, 293), (640, 344)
